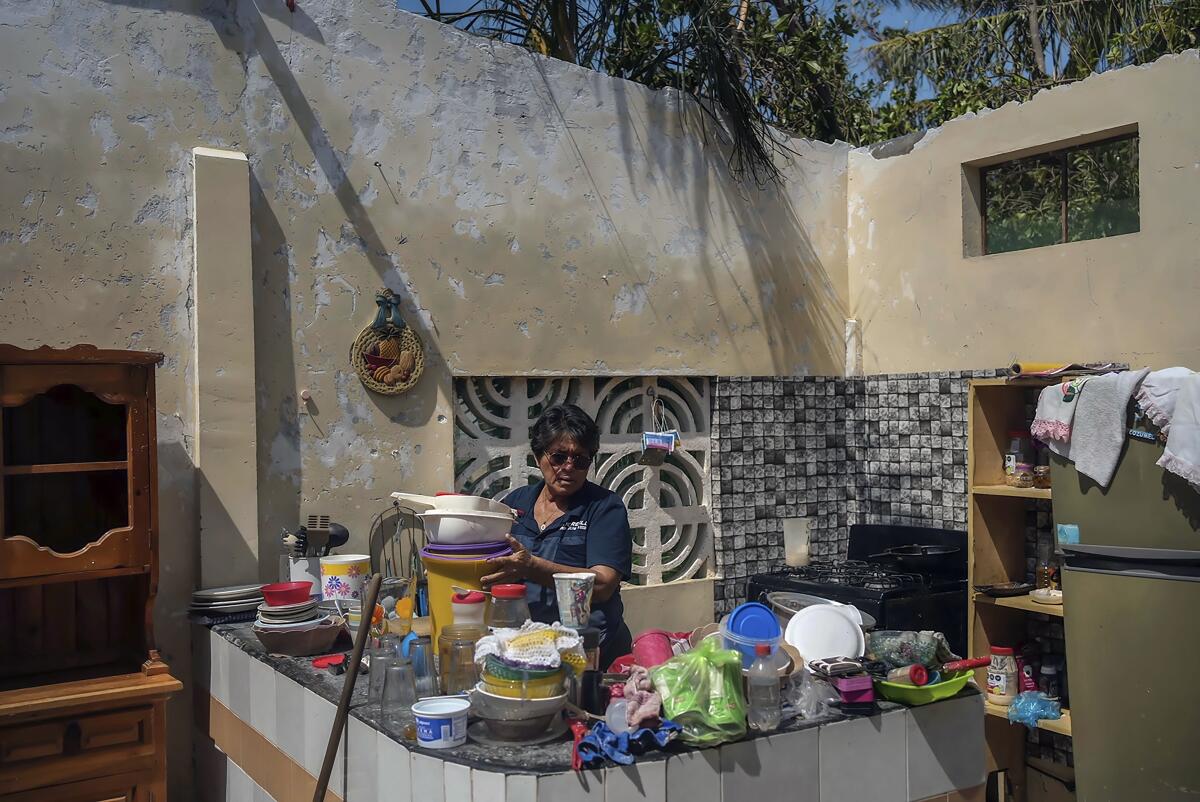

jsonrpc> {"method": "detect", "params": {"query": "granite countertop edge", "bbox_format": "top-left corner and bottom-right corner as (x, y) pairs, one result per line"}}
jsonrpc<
(206, 622), (981, 776)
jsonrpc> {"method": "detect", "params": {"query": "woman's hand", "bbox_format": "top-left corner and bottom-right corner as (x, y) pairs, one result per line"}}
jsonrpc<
(481, 535), (536, 586)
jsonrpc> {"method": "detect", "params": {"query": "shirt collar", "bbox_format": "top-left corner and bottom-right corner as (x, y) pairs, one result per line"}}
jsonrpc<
(518, 480), (590, 525)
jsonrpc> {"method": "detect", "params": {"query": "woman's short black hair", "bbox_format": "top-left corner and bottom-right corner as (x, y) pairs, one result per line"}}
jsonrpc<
(530, 404), (600, 458)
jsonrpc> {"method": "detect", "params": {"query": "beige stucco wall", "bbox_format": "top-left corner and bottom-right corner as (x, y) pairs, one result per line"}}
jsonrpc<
(0, 3), (846, 794)
(847, 50), (1200, 374)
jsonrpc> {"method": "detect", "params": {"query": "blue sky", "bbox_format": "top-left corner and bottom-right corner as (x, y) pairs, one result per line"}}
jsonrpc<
(396, 0), (953, 83)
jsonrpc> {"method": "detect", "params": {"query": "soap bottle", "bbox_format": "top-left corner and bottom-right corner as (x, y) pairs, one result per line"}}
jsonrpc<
(605, 684), (631, 734)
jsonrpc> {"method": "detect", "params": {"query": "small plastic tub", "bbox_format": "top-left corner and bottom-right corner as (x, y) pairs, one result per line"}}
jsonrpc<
(411, 696), (471, 749)
(260, 581), (313, 607)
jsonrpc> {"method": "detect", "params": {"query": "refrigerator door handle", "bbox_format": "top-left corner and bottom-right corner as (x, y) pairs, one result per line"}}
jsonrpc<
(1062, 543), (1200, 563)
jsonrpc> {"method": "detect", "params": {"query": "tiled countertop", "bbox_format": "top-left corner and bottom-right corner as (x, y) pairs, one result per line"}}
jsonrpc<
(198, 623), (986, 801)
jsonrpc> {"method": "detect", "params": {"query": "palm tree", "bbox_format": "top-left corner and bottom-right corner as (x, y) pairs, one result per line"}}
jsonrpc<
(865, 0), (1200, 134)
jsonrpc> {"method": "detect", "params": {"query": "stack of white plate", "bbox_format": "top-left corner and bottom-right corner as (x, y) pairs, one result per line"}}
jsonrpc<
(255, 599), (326, 630)
(189, 584), (265, 616)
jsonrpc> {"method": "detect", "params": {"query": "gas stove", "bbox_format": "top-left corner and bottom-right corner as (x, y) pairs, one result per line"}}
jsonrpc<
(745, 524), (969, 654)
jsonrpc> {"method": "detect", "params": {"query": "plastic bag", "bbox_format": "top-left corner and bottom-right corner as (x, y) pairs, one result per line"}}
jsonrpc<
(649, 636), (747, 746)
(788, 670), (840, 720)
(865, 630), (958, 669)
(1006, 691), (1061, 728)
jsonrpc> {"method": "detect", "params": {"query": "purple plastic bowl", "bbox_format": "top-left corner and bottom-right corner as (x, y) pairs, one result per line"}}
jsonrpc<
(422, 541), (510, 555)
(420, 545), (512, 561)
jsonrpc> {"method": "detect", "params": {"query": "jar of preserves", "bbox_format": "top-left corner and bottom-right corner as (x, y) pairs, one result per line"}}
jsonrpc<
(986, 646), (1019, 706)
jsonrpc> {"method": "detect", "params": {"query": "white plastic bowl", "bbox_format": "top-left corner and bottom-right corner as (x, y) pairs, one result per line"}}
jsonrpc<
(392, 491), (515, 517)
(419, 510), (515, 545)
(469, 684), (567, 721)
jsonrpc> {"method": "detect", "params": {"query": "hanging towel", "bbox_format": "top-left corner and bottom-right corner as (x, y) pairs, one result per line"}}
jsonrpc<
(1157, 374), (1200, 489)
(1031, 378), (1092, 446)
(1135, 367), (1195, 435)
(1065, 368), (1150, 488)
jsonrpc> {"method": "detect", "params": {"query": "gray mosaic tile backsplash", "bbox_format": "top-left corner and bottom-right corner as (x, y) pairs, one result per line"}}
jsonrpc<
(710, 370), (1006, 612)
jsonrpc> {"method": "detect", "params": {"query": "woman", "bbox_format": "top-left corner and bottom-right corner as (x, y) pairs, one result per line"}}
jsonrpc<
(481, 403), (633, 668)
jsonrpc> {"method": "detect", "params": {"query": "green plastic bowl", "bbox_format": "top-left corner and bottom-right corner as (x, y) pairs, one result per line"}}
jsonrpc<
(873, 669), (974, 706)
(484, 655), (561, 682)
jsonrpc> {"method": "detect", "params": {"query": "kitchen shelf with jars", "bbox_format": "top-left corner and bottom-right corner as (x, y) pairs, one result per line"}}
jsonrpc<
(967, 377), (1071, 801)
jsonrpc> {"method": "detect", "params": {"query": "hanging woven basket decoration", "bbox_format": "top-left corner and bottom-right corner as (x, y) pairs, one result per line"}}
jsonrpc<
(350, 289), (424, 395)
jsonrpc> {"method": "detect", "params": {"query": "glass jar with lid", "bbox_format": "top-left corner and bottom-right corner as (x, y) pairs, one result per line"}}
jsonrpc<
(487, 583), (531, 630)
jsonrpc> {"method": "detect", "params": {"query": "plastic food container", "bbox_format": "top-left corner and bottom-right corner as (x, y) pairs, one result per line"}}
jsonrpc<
(722, 602), (784, 669)
(260, 581), (313, 607)
(451, 591), (487, 627)
(411, 696), (471, 749)
(720, 617), (783, 670)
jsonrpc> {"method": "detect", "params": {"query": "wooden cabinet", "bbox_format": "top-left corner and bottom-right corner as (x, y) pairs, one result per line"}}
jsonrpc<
(0, 346), (180, 801)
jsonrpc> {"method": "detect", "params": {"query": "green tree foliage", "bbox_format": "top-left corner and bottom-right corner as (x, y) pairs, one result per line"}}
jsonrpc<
(865, 0), (1200, 140)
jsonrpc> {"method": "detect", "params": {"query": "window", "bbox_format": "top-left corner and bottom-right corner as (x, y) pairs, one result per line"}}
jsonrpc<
(981, 134), (1139, 255)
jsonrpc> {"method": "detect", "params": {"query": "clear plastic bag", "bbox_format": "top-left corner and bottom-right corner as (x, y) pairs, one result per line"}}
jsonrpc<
(788, 670), (840, 720)
(649, 636), (747, 746)
(1007, 691), (1062, 728)
(865, 630), (958, 669)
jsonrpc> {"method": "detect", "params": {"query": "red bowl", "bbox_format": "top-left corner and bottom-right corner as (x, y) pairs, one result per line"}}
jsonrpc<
(261, 581), (313, 606)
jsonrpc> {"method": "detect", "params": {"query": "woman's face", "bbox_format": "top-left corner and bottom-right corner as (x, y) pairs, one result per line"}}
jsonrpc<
(537, 436), (592, 497)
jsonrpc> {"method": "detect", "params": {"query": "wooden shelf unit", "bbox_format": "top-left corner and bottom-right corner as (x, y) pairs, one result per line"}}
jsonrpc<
(0, 345), (179, 800)
(972, 483), (1052, 500)
(986, 701), (1073, 737)
(973, 592), (1064, 617)
(967, 376), (1069, 802)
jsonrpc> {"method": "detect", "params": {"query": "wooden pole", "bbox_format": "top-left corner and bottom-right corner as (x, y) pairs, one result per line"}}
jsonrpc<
(313, 573), (382, 802)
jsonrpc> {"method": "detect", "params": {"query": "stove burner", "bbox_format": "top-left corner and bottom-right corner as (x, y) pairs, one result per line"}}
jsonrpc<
(783, 560), (926, 591)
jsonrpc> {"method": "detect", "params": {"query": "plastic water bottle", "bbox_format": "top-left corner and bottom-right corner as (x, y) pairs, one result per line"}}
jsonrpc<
(747, 643), (782, 732)
(605, 683), (631, 734)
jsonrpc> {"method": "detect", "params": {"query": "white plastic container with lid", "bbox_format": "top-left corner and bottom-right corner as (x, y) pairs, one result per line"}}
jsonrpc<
(451, 590), (487, 627)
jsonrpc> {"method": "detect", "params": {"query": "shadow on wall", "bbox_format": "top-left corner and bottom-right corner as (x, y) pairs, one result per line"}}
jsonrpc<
(591, 64), (846, 375)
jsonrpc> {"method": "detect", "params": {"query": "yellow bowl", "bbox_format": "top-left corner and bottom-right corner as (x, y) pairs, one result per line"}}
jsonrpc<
(481, 669), (565, 699)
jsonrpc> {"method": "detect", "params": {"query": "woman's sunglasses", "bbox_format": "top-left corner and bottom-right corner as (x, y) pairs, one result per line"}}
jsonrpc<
(546, 452), (593, 470)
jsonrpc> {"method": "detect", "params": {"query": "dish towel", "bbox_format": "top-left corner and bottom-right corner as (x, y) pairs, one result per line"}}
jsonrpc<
(1135, 367), (1196, 435)
(1157, 374), (1200, 489)
(576, 720), (683, 767)
(1065, 368), (1150, 487)
(1031, 377), (1092, 448)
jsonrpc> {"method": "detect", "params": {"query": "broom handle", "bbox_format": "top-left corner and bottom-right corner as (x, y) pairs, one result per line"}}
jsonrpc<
(313, 573), (382, 802)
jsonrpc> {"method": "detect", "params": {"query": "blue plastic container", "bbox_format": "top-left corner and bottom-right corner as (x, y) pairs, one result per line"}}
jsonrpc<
(722, 602), (783, 669)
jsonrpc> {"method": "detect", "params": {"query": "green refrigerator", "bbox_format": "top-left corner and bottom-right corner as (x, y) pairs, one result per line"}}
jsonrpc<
(1051, 430), (1200, 801)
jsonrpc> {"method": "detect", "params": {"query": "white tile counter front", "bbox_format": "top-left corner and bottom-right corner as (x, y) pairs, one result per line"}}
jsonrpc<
(194, 625), (985, 802)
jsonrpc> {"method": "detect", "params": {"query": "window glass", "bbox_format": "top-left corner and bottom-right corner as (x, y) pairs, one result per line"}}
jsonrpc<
(1067, 137), (1140, 242)
(984, 156), (1063, 254)
(980, 135), (1139, 255)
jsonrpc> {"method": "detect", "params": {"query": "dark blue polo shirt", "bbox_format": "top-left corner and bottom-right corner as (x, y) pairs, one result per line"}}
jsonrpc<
(502, 480), (633, 665)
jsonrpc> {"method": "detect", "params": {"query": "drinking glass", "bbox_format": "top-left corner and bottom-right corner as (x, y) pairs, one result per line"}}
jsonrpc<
(380, 577), (414, 637)
(367, 648), (395, 708)
(409, 636), (439, 698)
(381, 663), (417, 727)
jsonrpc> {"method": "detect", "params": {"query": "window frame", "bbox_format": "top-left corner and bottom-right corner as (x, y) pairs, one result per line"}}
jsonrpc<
(979, 132), (1140, 256)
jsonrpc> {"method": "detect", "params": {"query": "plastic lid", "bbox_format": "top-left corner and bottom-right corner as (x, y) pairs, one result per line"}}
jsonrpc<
(452, 591), (486, 604)
(909, 664), (929, 685)
(491, 583), (527, 599)
(990, 645), (1015, 656)
(754, 643), (771, 656)
(727, 602), (782, 639)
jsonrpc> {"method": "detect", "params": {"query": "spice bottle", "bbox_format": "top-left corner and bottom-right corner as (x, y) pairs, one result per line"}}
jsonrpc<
(886, 664), (929, 687)
(1039, 663), (1060, 700)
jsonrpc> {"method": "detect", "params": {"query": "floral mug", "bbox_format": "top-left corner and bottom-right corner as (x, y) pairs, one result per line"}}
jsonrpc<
(320, 554), (371, 601)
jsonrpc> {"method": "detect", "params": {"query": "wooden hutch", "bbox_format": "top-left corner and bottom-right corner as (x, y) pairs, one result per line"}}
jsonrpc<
(0, 346), (181, 800)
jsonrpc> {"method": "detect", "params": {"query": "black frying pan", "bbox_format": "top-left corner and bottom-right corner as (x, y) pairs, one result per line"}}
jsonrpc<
(868, 544), (960, 572)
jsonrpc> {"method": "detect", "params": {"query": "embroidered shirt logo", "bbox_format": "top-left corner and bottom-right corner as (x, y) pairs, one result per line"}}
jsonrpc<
(565, 521), (588, 531)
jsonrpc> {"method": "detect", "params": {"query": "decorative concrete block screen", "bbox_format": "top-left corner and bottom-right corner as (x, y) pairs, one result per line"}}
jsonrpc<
(453, 377), (712, 585)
